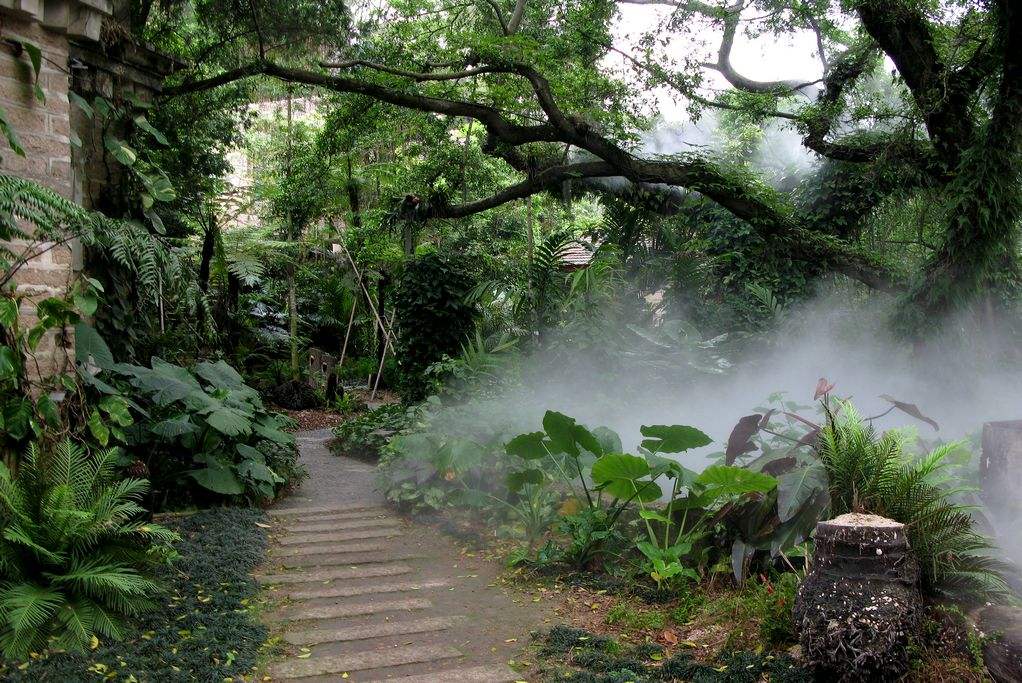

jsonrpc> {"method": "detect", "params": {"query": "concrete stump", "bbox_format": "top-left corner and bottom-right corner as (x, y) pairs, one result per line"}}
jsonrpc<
(981, 420), (1022, 519)
(979, 605), (1022, 682)
(794, 513), (921, 682)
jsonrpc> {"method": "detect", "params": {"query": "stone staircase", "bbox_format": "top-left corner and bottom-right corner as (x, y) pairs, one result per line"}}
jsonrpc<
(258, 432), (543, 681)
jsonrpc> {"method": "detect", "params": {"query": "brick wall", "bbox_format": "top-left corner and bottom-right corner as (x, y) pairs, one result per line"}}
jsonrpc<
(0, 10), (76, 379)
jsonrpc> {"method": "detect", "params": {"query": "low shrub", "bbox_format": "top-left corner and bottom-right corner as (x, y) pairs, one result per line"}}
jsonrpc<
(818, 408), (1005, 599)
(80, 351), (306, 508)
(0, 441), (178, 659)
(0, 508), (269, 681)
(333, 403), (417, 463)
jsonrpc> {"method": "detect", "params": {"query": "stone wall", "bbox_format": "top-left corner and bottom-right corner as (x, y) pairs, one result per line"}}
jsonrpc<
(1, 8), (78, 378)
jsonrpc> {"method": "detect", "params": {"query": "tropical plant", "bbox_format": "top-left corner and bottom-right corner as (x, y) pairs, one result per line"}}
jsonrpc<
(816, 408), (1005, 599)
(0, 440), (178, 658)
(76, 331), (302, 507)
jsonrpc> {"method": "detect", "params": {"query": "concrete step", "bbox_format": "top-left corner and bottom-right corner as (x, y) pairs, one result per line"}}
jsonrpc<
(276, 528), (401, 547)
(267, 643), (462, 679)
(365, 665), (522, 682)
(285, 518), (400, 534)
(269, 597), (432, 623)
(283, 615), (462, 646)
(282, 578), (450, 601)
(262, 550), (426, 570)
(271, 540), (390, 558)
(276, 509), (394, 525)
(257, 562), (412, 585)
(268, 503), (384, 518)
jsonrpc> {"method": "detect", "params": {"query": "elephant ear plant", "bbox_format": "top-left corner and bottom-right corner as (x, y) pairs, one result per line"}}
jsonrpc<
(504, 412), (778, 584)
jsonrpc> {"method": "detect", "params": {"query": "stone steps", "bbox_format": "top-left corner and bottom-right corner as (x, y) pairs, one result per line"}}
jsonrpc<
(283, 615), (463, 646)
(268, 596), (432, 623)
(261, 432), (533, 682)
(267, 643), (463, 680)
(285, 518), (400, 534)
(257, 562), (413, 585)
(281, 578), (451, 601)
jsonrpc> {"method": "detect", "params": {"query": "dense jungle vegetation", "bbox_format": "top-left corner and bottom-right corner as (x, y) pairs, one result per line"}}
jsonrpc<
(2, 0), (1022, 679)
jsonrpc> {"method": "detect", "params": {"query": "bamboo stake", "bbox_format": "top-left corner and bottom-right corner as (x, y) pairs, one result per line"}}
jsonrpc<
(338, 297), (357, 368)
(370, 311), (395, 402)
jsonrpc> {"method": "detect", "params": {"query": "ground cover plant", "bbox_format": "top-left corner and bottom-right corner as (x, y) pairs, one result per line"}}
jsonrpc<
(0, 508), (270, 682)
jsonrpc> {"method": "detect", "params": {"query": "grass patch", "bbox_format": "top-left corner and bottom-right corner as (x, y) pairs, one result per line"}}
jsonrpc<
(0, 508), (270, 682)
(605, 604), (666, 631)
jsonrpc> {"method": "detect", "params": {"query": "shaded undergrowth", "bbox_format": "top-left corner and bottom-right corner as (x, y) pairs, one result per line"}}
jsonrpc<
(0, 508), (270, 682)
(538, 626), (810, 683)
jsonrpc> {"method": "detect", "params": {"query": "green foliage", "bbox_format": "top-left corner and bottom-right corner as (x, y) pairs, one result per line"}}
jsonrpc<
(0, 440), (178, 658)
(1, 508), (269, 681)
(77, 333), (303, 507)
(392, 252), (478, 400)
(331, 403), (414, 462)
(817, 408), (1005, 599)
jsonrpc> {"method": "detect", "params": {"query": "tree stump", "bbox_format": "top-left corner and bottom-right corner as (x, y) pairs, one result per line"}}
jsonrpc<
(978, 605), (1022, 682)
(794, 513), (921, 682)
(981, 420), (1022, 521)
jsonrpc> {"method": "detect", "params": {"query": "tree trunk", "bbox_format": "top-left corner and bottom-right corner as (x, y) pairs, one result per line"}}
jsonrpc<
(288, 266), (300, 381)
(904, 2), (1022, 326)
(346, 155), (362, 229)
(198, 219), (216, 293)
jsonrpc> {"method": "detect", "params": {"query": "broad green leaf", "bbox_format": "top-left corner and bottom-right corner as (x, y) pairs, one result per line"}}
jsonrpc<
(69, 92), (93, 119)
(238, 459), (276, 483)
(391, 432), (440, 460)
(103, 134), (136, 166)
(126, 358), (203, 405)
(150, 416), (198, 438)
(133, 115), (169, 145)
(695, 465), (777, 500)
(543, 411), (580, 456)
(36, 394), (60, 427)
(189, 461), (244, 495)
(640, 424), (712, 453)
(542, 411), (603, 457)
(506, 468), (544, 492)
(73, 291), (98, 317)
(0, 346), (17, 380)
(74, 323), (114, 369)
(0, 297), (18, 327)
(236, 443), (265, 462)
(591, 453), (661, 502)
(777, 465), (828, 523)
(0, 105), (25, 156)
(87, 409), (109, 446)
(98, 395), (133, 427)
(592, 426), (622, 455)
(252, 418), (293, 445)
(505, 431), (548, 460)
(204, 405), (252, 436)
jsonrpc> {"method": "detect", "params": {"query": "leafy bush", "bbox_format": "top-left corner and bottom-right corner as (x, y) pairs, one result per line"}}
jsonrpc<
(392, 252), (478, 400)
(79, 346), (305, 507)
(0, 440), (178, 658)
(333, 403), (417, 463)
(1, 508), (269, 681)
(817, 408), (1005, 599)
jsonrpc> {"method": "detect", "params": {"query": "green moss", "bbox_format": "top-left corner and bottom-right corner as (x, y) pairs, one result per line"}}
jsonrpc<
(0, 509), (269, 682)
(605, 603), (666, 631)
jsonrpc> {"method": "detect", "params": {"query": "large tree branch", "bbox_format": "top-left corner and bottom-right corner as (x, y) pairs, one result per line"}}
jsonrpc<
(319, 60), (503, 81)
(855, 0), (975, 171)
(161, 59), (901, 292)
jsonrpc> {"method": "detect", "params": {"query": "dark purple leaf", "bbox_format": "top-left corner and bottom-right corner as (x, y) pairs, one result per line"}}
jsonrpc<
(725, 414), (762, 465)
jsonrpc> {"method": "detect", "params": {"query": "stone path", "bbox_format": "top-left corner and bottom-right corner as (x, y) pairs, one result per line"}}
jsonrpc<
(259, 429), (546, 681)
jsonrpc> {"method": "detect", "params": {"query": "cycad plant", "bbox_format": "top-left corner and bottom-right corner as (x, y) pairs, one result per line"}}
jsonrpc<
(817, 408), (1006, 600)
(0, 440), (178, 658)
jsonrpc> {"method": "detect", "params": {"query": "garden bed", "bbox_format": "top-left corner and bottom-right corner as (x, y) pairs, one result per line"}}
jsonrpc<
(0, 509), (271, 682)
